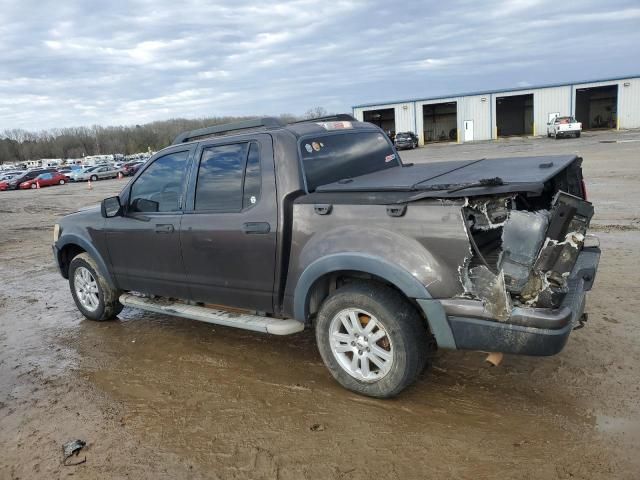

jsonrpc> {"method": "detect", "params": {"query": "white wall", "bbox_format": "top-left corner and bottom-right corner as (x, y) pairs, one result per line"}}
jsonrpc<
(619, 78), (640, 129)
(459, 95), (492, 142)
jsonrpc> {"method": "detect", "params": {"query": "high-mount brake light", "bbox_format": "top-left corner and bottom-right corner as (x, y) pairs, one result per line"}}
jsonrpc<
(316, 121), (353, 130)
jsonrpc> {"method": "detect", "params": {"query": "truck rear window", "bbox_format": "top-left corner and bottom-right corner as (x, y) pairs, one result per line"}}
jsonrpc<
(300, 131), (399, 192)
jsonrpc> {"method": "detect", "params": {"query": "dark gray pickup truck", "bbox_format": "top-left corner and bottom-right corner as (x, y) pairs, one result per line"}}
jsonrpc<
(53, 115), (600, 397)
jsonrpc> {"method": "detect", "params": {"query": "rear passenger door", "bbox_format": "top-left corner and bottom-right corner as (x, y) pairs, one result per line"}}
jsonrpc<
(180, 134), (278, 312)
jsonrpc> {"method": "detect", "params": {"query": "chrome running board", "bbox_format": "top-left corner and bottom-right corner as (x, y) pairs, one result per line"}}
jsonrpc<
(119, 294), (304, 335)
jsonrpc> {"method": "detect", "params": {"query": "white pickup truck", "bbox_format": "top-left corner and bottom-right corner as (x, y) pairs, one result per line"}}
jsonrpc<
(547, 116), (582, 139)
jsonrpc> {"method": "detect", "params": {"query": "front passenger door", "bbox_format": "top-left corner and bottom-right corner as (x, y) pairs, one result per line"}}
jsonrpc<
(104, 147), (194, 298)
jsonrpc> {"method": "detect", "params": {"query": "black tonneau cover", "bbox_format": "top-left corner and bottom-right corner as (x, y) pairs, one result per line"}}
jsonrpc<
(314, 155), (579, 198)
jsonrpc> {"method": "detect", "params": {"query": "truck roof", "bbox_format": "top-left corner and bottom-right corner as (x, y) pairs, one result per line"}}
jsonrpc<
(171, 114), (377, 146)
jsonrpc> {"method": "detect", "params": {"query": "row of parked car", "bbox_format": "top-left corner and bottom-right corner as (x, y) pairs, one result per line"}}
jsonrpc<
(0, 160), (146, 191)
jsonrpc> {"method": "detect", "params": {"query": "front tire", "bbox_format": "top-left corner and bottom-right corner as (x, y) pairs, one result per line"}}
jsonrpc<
(575, 131), (581, 138)
(315, 282), (432, 398)
(59, 179), (65, 185)
(90, 174), (98, 182)
(69, 253), (123, 321)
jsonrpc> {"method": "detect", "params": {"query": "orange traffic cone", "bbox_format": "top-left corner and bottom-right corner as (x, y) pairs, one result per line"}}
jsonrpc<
(88, 179), (93, 190)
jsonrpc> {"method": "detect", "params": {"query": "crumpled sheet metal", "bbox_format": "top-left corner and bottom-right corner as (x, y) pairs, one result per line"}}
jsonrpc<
(463, 265), (512, 321)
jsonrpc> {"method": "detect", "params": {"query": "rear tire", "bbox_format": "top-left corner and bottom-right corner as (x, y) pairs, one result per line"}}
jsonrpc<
(69, 253), (123, 321)
(315, 282), (432, 398)
(30, 184), (37, 189)
(59, 179), (65, 185)
(90, 174), (98, 182)
(575, 131), (581, 138)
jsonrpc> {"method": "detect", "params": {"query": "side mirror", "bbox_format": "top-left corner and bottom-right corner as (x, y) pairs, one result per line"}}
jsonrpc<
(131, 197), (159, 213)
(101, 196), (122, 218)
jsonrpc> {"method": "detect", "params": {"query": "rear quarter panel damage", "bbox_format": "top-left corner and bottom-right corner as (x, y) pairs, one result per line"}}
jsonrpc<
(285, 200), (472, 314)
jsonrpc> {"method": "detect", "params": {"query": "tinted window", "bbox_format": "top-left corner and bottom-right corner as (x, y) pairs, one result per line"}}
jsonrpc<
(129, 151), (189, 213)
(195, 144), (248, 212)
(243, 143), (261, 209)
(300, 131), (399, 192)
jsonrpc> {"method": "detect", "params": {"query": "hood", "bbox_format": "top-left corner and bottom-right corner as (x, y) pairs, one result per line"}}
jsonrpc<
(314, 155), (579, 198)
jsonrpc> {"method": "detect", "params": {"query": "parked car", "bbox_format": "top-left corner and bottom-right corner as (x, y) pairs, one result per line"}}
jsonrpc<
(121, 161), (145, 176)
(70, 165), (121, 182)
(0, 168), (57, 190)
(0, 171), (24, 181)
(394, 131), (419, 150)
(547, 116), (582, 139)
(57, 168), (74, 179)
(53, 115), (599, 398)
(19, 172), (68, 189)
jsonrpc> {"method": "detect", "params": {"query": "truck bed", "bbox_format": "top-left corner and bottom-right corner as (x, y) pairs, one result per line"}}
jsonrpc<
(315, 155), (579, 198)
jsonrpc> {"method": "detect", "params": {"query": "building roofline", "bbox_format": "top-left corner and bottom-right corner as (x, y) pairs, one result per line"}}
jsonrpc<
(351, 74), (640, 109)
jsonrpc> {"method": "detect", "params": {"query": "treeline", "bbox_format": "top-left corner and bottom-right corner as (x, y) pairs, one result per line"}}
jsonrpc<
(0, 107), (330, 164)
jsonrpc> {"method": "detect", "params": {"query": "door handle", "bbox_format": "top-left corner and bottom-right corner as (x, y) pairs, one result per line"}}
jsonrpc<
(242, 222), (270, 234)
(155, 224), (174, 233)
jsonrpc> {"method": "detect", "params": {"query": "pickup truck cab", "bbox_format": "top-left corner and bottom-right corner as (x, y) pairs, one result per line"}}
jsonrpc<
(547, 116), (582, 139)
(53, 115), (600, 397)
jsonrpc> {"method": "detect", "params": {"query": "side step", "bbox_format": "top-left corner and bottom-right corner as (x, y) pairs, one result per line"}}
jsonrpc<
(119, 294), (305, 335)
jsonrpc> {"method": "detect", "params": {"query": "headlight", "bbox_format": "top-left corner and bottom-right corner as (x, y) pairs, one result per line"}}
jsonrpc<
(53, 224), (61, 242)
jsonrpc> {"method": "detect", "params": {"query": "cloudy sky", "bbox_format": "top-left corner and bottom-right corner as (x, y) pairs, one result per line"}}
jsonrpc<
(1, 0), (638, 130)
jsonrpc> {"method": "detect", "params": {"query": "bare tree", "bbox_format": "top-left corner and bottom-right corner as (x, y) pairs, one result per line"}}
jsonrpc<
(304, 107), (330, 119)
(0, 112), (323, 165)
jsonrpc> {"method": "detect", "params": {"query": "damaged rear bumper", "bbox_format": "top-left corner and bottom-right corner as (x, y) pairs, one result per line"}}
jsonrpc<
(419, 247), (600, 356)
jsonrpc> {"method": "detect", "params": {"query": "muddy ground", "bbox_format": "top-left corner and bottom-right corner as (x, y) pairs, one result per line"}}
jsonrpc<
(1, 130), (639, 479)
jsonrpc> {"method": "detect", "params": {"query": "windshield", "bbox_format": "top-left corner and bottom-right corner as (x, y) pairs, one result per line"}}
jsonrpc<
(300, 131), (399, 192)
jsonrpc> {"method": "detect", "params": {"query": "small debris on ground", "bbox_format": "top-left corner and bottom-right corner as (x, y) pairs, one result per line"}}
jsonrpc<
(485, 352), (504, 367)
(309, 423), (325, 432)
(62, 439), (87, 466)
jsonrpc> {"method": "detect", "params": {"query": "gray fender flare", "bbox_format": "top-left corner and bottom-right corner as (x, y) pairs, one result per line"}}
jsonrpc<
(56, 234), (117, 288)
(293, 252), (456, 349)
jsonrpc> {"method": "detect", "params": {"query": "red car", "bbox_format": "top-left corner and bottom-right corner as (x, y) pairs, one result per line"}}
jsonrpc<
(19, 172), (68, 189)
(121, 161), (145, 176)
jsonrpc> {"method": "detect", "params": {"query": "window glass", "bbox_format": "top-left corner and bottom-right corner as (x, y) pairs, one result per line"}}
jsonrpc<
(195, 143), (248, 211)
(129, 151), (189, 213)
(300, 131), (399, 192)
(243, 143), (261, 209)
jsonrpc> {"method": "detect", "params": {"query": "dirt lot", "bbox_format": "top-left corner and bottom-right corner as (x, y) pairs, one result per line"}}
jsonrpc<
(1, 130), (639, 479)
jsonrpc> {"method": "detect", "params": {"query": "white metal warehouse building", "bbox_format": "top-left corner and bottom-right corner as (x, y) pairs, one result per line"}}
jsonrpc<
(352, 75), (640, 145)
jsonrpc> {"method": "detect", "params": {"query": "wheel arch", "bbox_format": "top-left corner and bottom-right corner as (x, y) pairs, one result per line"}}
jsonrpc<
(56, 234), (116, 288)
(293, 253), (432, 323)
